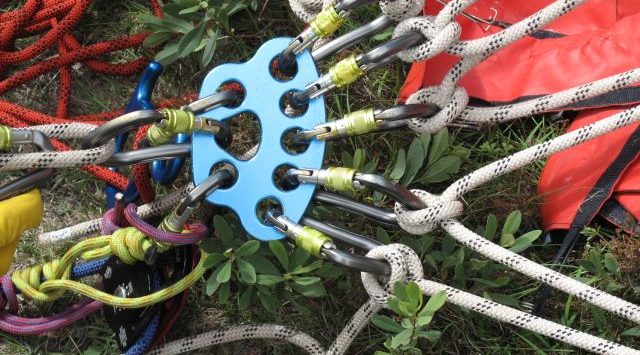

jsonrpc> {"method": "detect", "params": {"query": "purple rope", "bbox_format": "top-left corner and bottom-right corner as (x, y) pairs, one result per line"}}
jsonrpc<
(0, 300), (102, 335)
(124, 204), (208, 245)
(101, 208), (122, 235)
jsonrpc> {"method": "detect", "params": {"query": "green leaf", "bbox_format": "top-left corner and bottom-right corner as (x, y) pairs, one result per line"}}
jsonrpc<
(372, 27), (394, 41)
(293, 276), (321, 286)
(500, 233), (516, 248)
(389, 148), (406, 182)
(484, 214), (498, 241)
(417, 330), (442, 342)
(200, 31), (219, 67)
(422, 290), (447, 315)
(390, 328), (413, 348)
(238, 286), (253, 310)
(290, 248), (311, 269)
(417, 155), (461, 184)
(428, 128), (449, 165)
(471, 276), (511, 288)
(502, 211), (522, 236)
(290, 260), (323, 275)
(405, 282), (423, 311)
(178, 3), (202, 14)
(202, 252), (226, 269)
(218, 281), (231, 304)
(256, 274), (284, 286)
(292, 280), (326, 297)
(155, 41), (181, 66)
(236, 240), (260, 257)
(269, 240), (289, 269)
(371, 315), (404, 333)
(245, 255), (281, 275)
(143, 31), (174, 47)
(237, 258), (256, 284)
(216, 260), (232, 283)
(178, 23), (206, 58)
(401, 138), (426, 185)
(83, 347), (101, 355)
(509, 230), (542, 253)
(604, 253), (619, 273)
(258, 287), (278, 313)
(214, 215), (234, 246)
(622, 327), (640, 337)
(353, 149), (366, 169)
(393, 282), (410, 303)
(376, 227), (392, 245)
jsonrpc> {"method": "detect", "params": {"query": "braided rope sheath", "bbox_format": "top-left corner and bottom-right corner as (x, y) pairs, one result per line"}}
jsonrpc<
(0, 123), (115, 170)
(37, 184), (193, 245)
(149, 245), (639, 355)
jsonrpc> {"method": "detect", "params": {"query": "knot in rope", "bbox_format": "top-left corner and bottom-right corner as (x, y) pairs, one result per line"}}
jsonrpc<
(406, 86), (469, 133)
(395, 189), (463, 234)
(82, 227), (160, 265)
(361, 244), (423, 305)
(379, 0), (425, 21)
(394, 16), (461, 62)
(11, 259), (71, 302)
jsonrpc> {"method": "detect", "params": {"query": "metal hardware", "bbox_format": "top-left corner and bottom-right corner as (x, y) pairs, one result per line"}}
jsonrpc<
(312, 15), (393, 61)
(301, 216), (382, 251)
(104, 144), (192, 167)
(286, 167), (426, 210)
(293, 103), (440, 141)
(0, 129), (55, 201)
(160, 168), (234, 233)
(265, 211), (389, 275)
(292, 31), (425, 105)
(314, 190), (398, 227)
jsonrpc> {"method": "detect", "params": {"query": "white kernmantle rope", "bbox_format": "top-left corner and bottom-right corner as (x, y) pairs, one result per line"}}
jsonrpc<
(0, 123), (114, 170)
(149, 245), (639, 355)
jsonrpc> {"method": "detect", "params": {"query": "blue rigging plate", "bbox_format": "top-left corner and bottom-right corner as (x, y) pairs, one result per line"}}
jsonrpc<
(192, 37), (326, 241)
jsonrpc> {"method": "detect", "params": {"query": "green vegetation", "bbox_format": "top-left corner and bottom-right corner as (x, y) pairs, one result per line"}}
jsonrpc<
(3, 1), (640, 354)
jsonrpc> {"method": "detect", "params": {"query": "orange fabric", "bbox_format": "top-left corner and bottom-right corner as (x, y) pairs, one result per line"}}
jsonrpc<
(400, 0), (640, 103)
(538, 108), (640, 230)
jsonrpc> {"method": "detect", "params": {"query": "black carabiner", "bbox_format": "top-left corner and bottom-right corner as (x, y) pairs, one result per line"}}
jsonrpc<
(82, 90), (238, 149)
(358, 31), (424, 70)
(301, 216), (382, 251)
(354, 173), (427, 210)
(312, 15), (393, 62)
(265, 211), (390, 275)
(104, 144), (191, 167)
(314, 190), (398, 227)
(0, 130), (55, 201)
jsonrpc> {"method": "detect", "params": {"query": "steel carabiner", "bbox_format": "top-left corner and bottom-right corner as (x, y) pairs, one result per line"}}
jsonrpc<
(160, 167), (235, 233)
(291, 103), (440, 143)
(82, 90), (237, 151)
(313, 190), (398, 227)
(103, 144), (192, 167)
(278, 0), (377, 73)
(312, 15), (393, 62)
(292, 31), (424, 106)
(265, 211), (390, 275)
(286, 167), (427, 210)
(0, 129), (55, 201)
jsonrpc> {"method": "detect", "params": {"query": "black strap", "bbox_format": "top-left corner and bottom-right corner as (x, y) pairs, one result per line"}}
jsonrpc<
(534, 122), (640, 315)
(469, 86), (640, 111)
(599, 199), (640, 235)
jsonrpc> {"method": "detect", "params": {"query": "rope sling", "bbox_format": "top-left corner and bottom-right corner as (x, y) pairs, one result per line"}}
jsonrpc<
(3, 0), (640, 354)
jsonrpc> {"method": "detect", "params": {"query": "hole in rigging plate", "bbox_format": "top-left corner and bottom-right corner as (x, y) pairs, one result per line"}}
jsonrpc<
(221, 112), (261, 161)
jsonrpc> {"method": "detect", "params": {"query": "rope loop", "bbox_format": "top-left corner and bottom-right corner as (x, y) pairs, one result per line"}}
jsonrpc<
(394, 16), (461, 62)
(379, 0), (425, 21)
(361, 244), (424, 304)
(11, 259), (71, 302)
(0, 275), (18, 314)
(395, 189), (463, 234)
(406, 86), (469, 133)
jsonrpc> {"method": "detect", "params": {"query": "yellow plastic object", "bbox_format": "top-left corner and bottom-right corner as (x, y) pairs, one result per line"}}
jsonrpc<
(0, 189), (44, 274)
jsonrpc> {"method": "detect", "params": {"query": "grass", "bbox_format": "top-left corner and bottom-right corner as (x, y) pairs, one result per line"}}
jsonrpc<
(2, 0), (640, 354)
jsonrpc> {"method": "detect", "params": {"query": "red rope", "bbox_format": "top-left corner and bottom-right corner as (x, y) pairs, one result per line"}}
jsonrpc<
(0, 0), (164, 192)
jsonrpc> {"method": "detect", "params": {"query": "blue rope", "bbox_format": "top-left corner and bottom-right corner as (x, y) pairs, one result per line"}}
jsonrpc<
(71, 258), (109, 279)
